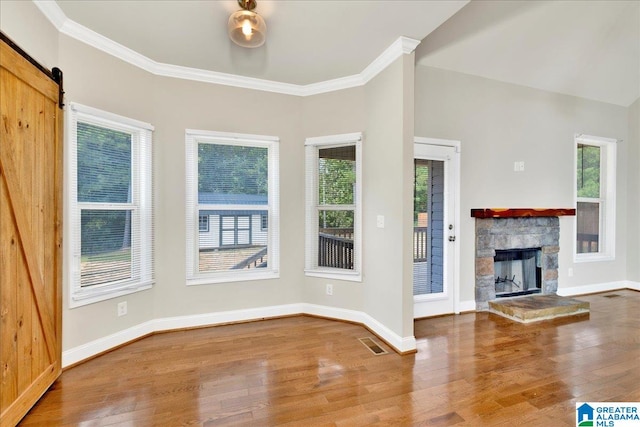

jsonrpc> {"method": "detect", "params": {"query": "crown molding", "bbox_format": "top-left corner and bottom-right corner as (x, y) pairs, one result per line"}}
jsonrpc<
(33, 0), (420, 97)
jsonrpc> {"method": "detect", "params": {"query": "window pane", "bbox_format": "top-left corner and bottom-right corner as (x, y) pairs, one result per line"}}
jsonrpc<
(577, 144), (600, 198)
(318, 210), (354, 269)
(77, 122), (132, 203)
(414, 159), (429, 226)
(197, 143), (269, 273)
(318, 146), (355, 205)
(198, 143), (268, 200)
(81, 210), (132, 286)
(577, 201), (599, 253)
(198, 215), (209, 232)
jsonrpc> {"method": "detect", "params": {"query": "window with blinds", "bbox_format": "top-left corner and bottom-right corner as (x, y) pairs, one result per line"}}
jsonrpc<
(185, 130), (279, 284)
(68, 103), (154, 307)
(305, 133), (362, 281)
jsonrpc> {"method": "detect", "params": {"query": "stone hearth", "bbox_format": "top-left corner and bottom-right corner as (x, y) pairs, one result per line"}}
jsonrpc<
(488, 294), (590, 323)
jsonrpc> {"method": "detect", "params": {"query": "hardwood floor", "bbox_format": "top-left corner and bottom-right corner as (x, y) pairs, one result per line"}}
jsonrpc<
(19, 290), (640, 426)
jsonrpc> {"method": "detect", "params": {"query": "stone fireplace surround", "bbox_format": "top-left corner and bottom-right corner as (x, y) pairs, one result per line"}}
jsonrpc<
(472, 208), (576, 311)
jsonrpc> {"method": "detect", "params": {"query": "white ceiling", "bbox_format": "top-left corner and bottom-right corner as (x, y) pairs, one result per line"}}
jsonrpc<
(52, 0), (639, 106)
(416, 0), (640, 107)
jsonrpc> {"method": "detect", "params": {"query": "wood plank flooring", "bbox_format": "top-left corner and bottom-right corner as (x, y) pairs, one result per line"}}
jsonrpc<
(19, 290), (640, 426)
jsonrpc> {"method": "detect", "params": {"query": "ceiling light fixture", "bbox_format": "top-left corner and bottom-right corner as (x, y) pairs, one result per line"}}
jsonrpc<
(228, 0), (266, 48)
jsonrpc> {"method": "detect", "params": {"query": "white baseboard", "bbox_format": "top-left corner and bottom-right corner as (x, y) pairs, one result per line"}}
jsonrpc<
(301, 303), (416, 353)
(556, 281), (630, 297)
(458, 299), (476, 313)
(627, 281), (640, 291)
(62, 303), (415, 368)
(62, 320), (156, 368)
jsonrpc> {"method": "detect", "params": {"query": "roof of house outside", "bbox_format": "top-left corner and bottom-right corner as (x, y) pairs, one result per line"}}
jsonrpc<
(198, 192), (268, 205)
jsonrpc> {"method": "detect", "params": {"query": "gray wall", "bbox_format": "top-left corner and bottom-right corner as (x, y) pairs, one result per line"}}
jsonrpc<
(2, 3), (416, 351)
(2, 2), (637, 355)
(362, 55), (415, 338)
(0, 1), (58, 70)
(415, 65), (630, 302)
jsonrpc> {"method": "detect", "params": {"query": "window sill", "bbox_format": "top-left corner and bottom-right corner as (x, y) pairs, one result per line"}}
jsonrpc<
(187, 270), (279, 286)
(70, 281), (154, 308)
(305, 269), (362, 283)
(574, 253), (615, 263)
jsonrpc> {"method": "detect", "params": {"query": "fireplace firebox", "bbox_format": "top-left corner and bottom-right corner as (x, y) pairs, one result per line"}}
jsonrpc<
(494, 248), (542, 297)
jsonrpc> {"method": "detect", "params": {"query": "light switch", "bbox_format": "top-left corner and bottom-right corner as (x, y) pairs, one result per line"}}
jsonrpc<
(376, 215), (385, 228)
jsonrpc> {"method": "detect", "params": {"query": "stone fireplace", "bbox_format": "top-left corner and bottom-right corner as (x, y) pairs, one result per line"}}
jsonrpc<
(472, 208), (575, 310)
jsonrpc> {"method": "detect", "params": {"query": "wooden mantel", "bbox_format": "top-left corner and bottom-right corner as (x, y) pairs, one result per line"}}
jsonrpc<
(470, 208), (576, 218)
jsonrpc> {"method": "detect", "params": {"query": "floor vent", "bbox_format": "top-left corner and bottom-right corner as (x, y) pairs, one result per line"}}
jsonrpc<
(602, 294), (621, 298)
(359, 337), (388, 355)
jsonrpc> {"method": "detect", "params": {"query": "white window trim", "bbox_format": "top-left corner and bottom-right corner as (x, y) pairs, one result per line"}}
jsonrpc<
(185, 129), (280, 285)
(574, 134), (616, 263)
(304, 132), (362, 282)
(67, 103), (154, 308)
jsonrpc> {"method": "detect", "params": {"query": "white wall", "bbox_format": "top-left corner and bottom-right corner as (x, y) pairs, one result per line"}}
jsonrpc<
(415, 65), (630, 301)
(627, 98), (640, 282)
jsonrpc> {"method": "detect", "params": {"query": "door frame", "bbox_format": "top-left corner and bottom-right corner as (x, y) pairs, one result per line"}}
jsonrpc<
(413, 137), (461, 315)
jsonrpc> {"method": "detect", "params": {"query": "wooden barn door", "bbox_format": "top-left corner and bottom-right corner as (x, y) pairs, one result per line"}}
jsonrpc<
(0, 34), (63, 426)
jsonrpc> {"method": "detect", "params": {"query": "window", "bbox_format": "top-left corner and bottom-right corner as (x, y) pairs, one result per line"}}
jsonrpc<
(68, 103), (154, 307)
(305, 133), (362, 281)
(575, 134), (616, 262)
(185, 130), (279, 284)
(199, 215), (209, 232)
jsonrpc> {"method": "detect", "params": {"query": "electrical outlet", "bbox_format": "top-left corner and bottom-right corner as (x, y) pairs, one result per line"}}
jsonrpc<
(513, 161), (525, 172)
(117, 301), (127, 317)
(326, 284), (333, 296)
(568, 268), (574, 277)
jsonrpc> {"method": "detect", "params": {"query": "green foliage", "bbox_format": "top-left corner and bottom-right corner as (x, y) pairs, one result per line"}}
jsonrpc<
(318, 157), (355, 204)
(198, 144), (268, 195)
(77, 122), (132, 255)
(77, 122), (131, 203)
(577, 144), (600, 198)
(414, 163), (429, 225)
(318, 156), (355, 228)
(81, 210), (130, 255)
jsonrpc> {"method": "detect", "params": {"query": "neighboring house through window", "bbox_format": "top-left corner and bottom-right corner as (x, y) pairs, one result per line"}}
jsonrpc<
(68, 103), (154, 307)
(186, 130), (279, 284)
(305, 132), (362, 281)
(575, 134), (616, 262)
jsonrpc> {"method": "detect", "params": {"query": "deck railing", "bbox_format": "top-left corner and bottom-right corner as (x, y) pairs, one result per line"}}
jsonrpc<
(319, 233), (354, 269)
(413, 227), (427, 262)
(318, 227), (430, 269)
(232, 246), (268, 270)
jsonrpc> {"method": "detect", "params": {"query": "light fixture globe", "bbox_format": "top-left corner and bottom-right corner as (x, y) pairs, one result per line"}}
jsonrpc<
(228, 0), (266, 48)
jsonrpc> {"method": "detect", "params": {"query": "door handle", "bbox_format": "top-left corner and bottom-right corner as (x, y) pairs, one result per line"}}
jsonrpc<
(448, 236), (456, 242)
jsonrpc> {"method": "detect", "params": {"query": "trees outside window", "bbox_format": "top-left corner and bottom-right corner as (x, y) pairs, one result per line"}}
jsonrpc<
(68, 103), (154, 307)
(185, 130), (279, 285)
(575, 135), (616, 262)
(305, 133), (362, 281)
